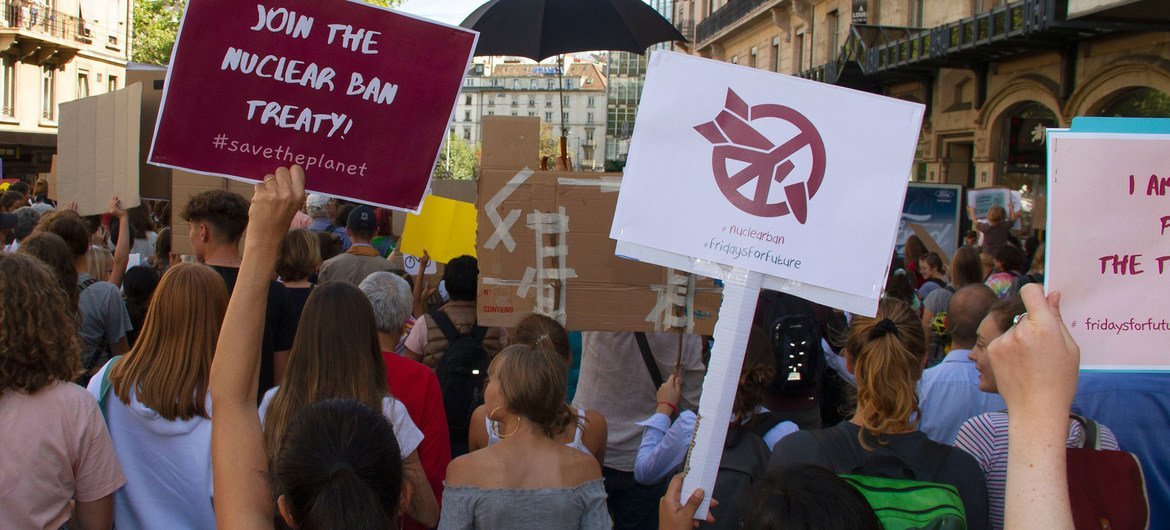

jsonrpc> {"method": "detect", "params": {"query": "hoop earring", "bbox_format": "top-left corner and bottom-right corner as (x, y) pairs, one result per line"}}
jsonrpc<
(498, 416), (520, 438)
(488, 406), (504, 439)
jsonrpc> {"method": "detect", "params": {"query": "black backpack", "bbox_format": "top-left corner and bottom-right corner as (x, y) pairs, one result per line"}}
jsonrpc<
(769, 312), (825, 397)
(704, 413), (785, 529)
(430, 310), (489, 455)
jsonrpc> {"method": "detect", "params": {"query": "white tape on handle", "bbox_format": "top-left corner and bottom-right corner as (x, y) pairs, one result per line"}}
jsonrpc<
(680, 268), (763, 520)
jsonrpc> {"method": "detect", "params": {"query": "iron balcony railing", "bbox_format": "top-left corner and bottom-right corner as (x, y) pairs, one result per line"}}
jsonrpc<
(695, 0), (772, 45)
(865, 0), (1043, 74)
(1, 0), (90, 44)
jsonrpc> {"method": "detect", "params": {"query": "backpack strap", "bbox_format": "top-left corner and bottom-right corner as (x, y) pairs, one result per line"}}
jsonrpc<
(1071, 414), (1102, 450)
(750, 410), (785, 438)
(97, 355), (123, 423)
(634, 332), (664, 389)
(79, 276), (99, 293)
(920, 440), (953, 483)
(809, 426), (854, 473)
(430, 310), (464, 342)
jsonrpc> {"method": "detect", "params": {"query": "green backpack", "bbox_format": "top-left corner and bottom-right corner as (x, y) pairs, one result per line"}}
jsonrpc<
(812, 428), (967, 530)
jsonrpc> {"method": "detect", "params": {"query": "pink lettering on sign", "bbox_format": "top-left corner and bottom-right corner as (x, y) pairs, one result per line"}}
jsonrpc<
(149, 0), (478, 212)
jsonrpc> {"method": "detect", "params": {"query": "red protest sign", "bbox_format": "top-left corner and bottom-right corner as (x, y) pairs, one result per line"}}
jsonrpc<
(149, 0), (478, 212)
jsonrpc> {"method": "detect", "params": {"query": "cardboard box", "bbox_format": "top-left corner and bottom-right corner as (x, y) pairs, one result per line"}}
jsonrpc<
(56, 84), (143, 216)
(129, 64), (171, 200)
(477, 168), (720, 333)
(170, 170), (254, 256)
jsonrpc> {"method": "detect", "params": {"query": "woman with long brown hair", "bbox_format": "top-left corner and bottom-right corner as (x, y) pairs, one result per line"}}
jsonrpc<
(443, 344), (610, 528)
(258, 281), (439, 528)
(769, 298), (989, 529)
(85, 262), (227, 529)
(0, 253), (124, 529)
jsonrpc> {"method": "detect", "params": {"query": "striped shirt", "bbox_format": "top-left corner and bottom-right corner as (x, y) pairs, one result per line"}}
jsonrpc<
(954, 411), (1120, 530)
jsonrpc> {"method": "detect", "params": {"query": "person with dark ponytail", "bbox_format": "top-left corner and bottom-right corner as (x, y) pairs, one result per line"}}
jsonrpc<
(442, 344), (610, 528)
(769, 298), (989, 529)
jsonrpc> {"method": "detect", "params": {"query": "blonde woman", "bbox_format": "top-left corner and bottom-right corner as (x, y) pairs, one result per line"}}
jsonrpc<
(769, 299), (989, 529)
(443, 344), (609, 529)
(87, 263), (229, 529)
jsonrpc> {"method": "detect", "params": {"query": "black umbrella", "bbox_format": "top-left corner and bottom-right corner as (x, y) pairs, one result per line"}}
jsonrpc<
(461, 0), (686, 61)
(461, 0), (686, 169)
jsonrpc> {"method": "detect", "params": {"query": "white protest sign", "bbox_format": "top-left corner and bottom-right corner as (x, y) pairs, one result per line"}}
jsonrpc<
(1046, 130), (1170, 370)
(610, 51), (924, 518)
(403, 253), (437, 276)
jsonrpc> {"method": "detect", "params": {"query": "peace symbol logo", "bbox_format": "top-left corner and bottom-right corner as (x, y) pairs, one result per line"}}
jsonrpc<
(694, 89), (826, 224)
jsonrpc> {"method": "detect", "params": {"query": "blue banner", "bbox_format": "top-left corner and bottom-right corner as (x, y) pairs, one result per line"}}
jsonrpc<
(898, 183), (962, 257)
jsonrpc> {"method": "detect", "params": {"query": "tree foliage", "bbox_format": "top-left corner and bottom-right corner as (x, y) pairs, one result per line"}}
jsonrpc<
(435, 133), (479, 180)
(132, 0), (402, 65)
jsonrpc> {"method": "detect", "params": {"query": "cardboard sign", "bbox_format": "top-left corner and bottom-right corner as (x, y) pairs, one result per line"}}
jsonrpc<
(149, 0), (478, 212)
(611, 51), (924, 316)
(1047, 130), (1170, 370)
(57, 85), (143, 216)
(476, 116), (720, 334)
(170, 170), (255, 256)
(899, 183), (961, 259)
(399, 195), (477, 264)
(129, 65), (172, 201)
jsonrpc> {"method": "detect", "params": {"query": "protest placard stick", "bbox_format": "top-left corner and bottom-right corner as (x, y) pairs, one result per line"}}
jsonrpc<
(679, 267), (762, 519)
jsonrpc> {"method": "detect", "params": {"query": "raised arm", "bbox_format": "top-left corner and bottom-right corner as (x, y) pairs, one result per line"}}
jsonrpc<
(210, 166), (306, 530)
(412, 250), (435, 318)
(987, 284), (1078, 530)
(108, 197), (130, 287)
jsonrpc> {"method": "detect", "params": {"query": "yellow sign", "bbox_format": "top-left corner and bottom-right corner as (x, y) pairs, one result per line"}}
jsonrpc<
(400, 195), (478, 264)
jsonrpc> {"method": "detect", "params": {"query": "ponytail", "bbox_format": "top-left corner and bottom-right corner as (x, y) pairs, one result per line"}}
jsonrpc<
(845, 300), (927, 447)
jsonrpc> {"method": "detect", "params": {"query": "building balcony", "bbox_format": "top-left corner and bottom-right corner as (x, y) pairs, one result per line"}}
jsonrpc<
(695, 0), (781, 46)
(0, 0), (92, 68)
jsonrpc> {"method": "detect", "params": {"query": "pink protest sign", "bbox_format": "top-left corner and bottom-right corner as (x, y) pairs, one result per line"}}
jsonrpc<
(1047, 131), (1170, 370)
(149, 0), (478, 212)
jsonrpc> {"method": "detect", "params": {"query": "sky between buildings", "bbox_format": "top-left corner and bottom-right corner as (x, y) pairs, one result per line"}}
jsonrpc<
(396, 0), (483, 26)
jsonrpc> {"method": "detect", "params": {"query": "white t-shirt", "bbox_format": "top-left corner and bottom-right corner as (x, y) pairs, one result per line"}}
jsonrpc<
(87, 361), (214, 530)
(259, 387), (424, 458)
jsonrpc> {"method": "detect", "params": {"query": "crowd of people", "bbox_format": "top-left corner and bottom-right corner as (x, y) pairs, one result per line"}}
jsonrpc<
(0, 167), (1117, 529)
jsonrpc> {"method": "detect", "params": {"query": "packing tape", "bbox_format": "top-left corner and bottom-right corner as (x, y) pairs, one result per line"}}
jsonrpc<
(541, 245), (569, 257)
(556, 176), (622, 192)
(646, 269), (700, 332)
(526, 212), (569, 231)
(484, 167), (534, 252)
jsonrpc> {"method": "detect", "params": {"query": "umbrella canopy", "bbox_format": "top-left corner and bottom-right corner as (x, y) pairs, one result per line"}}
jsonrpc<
(461, 0), (687, 61)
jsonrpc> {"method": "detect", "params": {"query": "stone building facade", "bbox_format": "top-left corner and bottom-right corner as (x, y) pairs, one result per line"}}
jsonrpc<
(677, 0), (1169, 226)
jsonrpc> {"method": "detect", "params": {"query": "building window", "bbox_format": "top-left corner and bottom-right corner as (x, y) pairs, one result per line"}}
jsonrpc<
(513, 79), (520, 89)
(547, 79), (555, 89)
(562, 96), (569, 107)
(488, 110), (495, 116)
(545, 112), (553, 122)
(772, 37), (781, 72)
(587, 96), (595, 108)
(561, 112), (568, 123)
(794, 31), (805, 73)
(528, 111), (535, 117)
(511, 111), (518, 116)
(488, 98), (495, 107)
(528, 97), (535, 106)
(587, 112), (594, 124)
(464, 110), (471, 122)
(78, 72), (89, 98)
(530, 79), (537, 89)
(749, 48), (757, 69)
(41, 66), (55, 121)
(107, 75), (118, 91)
(463, 127), (471, 140)
(465, 95), (472, 105)
(828, 11), (840, 56)
(586, 129), (594, 142)
(1, 61), (14, 117)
